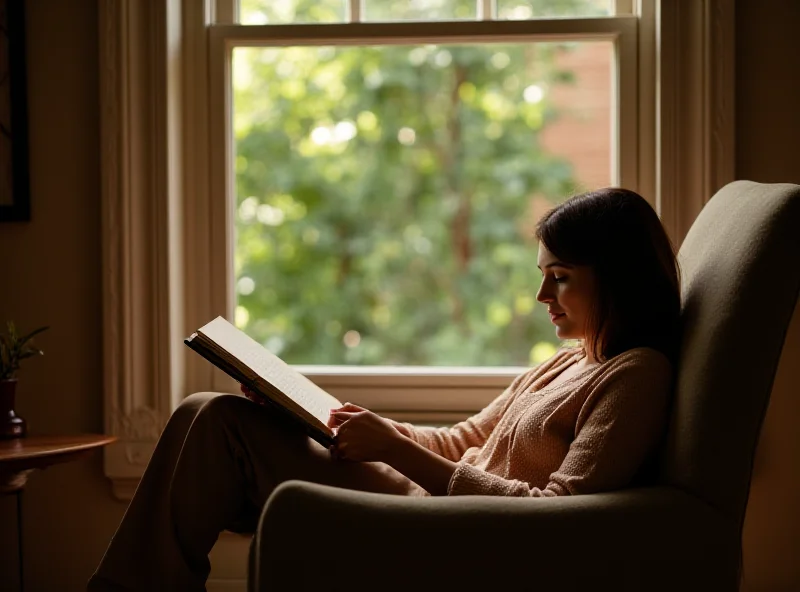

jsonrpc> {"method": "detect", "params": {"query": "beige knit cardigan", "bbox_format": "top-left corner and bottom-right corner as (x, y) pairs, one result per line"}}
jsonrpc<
(402, 347), (673, 497)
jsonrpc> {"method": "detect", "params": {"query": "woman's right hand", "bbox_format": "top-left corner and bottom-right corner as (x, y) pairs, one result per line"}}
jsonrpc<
(327, 402), (412, 438)
(327, 402), (367, 430)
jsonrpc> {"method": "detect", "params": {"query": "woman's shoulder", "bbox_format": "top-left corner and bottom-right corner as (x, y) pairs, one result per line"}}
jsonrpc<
(613, 346), (672, 366)
(602, 346), (674, 381)
(553, 344), (671, 369)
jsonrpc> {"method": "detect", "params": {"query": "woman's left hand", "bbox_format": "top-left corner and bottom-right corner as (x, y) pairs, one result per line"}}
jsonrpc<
(330, 404), (407, 463)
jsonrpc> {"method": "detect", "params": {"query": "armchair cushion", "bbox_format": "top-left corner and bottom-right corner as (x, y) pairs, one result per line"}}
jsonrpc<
(251, 480), (739, 591)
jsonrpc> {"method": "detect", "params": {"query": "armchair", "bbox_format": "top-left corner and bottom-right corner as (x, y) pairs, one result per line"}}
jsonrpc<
(249, 181), (800, 591)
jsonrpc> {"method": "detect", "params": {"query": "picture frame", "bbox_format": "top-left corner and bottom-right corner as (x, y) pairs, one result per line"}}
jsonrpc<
(0, 0), (30, 222)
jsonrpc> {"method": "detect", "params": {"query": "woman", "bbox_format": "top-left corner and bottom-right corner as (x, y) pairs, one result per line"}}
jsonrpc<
(88, 187), (681, 591)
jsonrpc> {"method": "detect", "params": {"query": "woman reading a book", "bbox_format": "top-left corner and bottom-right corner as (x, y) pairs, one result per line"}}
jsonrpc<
(89, 187), (681, 591)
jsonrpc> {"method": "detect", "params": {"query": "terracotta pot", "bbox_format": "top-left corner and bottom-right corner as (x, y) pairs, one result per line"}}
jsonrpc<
(0, 379), (26, 439)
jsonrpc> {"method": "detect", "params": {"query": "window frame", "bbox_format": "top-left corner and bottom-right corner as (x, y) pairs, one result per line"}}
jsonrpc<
(97, 0), (734, 499)
(205, 14), (640, 404)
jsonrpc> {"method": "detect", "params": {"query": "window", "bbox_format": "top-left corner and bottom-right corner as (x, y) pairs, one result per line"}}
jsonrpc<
(238, 0), (615, 23)
(99, 0), (735, 496)
(231, 39), (614, 369)
(206, 0), (640, 404)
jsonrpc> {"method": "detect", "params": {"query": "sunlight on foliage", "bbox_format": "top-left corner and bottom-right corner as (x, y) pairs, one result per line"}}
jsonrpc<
(530, 341), (559, 365)
(498, 0), (610, 19)
(235, 305), (250, 329)
(231, 25), (608, 366)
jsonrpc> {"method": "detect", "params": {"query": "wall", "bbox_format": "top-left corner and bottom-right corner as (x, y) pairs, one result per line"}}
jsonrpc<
(0, 1), (125, 590)
(540, 41), (612, 191)
(0, 0), (797, 590)
(736, 0), (800, 590)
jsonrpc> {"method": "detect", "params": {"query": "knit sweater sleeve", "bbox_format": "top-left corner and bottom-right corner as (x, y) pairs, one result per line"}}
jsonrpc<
(447, 350), (672, 497)
(392, 369), (534, 462)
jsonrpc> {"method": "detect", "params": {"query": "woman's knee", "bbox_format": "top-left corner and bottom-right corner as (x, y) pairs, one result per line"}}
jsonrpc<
(161, 393), (244, 452)
(190, 392), (253, 431)
(179, 392), (223, 412)
(167, 392), (230, 432)
(171, 392), (218, 422)
(191, 393), (294, 445)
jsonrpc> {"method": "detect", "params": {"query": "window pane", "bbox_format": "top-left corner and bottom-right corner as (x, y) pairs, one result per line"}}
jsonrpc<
(364, 0), (476, 21)
(239, 0), (345, 24)
(232, 41), (612, 366)
(498, 0), (611, 19)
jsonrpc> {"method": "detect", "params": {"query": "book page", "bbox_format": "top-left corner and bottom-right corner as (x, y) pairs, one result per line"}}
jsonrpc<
(198, 317), (342, 426)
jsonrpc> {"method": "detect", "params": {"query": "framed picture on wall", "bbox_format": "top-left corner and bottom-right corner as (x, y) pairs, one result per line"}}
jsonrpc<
(0, 0), (30, 222)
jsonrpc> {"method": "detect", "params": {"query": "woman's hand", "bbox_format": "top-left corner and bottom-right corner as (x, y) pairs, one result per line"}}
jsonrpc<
(326, 401), (364, 430)
(332, 403), (459, 494)
(329, 403), (408, 463)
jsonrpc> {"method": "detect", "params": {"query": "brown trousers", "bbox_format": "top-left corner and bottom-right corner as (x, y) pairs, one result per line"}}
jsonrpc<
(87, 393), (424, 592)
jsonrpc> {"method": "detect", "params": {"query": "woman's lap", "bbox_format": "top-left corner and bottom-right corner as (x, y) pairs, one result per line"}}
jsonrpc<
(186, 393), (428, 512)
(89, 392), (424, 591)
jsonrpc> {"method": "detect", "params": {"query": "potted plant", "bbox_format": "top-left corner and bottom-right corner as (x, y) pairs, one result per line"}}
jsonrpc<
(0, 322), (48, 439)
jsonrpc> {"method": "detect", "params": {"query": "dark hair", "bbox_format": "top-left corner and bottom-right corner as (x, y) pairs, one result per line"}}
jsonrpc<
(534, 188), (681, 363)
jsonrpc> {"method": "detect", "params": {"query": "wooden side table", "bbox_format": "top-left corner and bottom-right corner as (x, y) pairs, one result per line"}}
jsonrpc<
(0, 435), (116, 592)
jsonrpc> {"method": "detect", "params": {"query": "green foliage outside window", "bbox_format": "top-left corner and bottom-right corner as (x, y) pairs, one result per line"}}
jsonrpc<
(233, 0), (604, 367)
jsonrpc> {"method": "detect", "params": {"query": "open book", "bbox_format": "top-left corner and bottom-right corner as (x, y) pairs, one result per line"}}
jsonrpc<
(184, 316), (342, 447)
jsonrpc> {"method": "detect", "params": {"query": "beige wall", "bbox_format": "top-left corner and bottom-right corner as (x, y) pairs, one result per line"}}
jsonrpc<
(0, 0), (798, 590)
(736, 0), (800, 590)
(0, 1), (124, 590)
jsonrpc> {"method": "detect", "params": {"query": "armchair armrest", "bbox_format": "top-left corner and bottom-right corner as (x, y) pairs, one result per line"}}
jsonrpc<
(251, 480), (740, 592)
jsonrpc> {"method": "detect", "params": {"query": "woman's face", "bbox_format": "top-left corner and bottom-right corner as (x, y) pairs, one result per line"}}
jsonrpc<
(535, 242), (597, 342)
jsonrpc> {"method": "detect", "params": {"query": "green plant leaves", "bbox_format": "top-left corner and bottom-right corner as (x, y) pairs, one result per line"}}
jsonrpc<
(0, 322), (48, 380)
(19, 326), (49, 347)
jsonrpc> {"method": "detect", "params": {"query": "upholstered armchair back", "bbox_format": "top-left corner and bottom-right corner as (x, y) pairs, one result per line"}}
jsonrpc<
(660, 181), (800, 531)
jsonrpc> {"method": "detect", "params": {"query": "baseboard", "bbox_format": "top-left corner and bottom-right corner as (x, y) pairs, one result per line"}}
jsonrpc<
(209, 531), (250, 590)
(207, 579), (247, 592)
